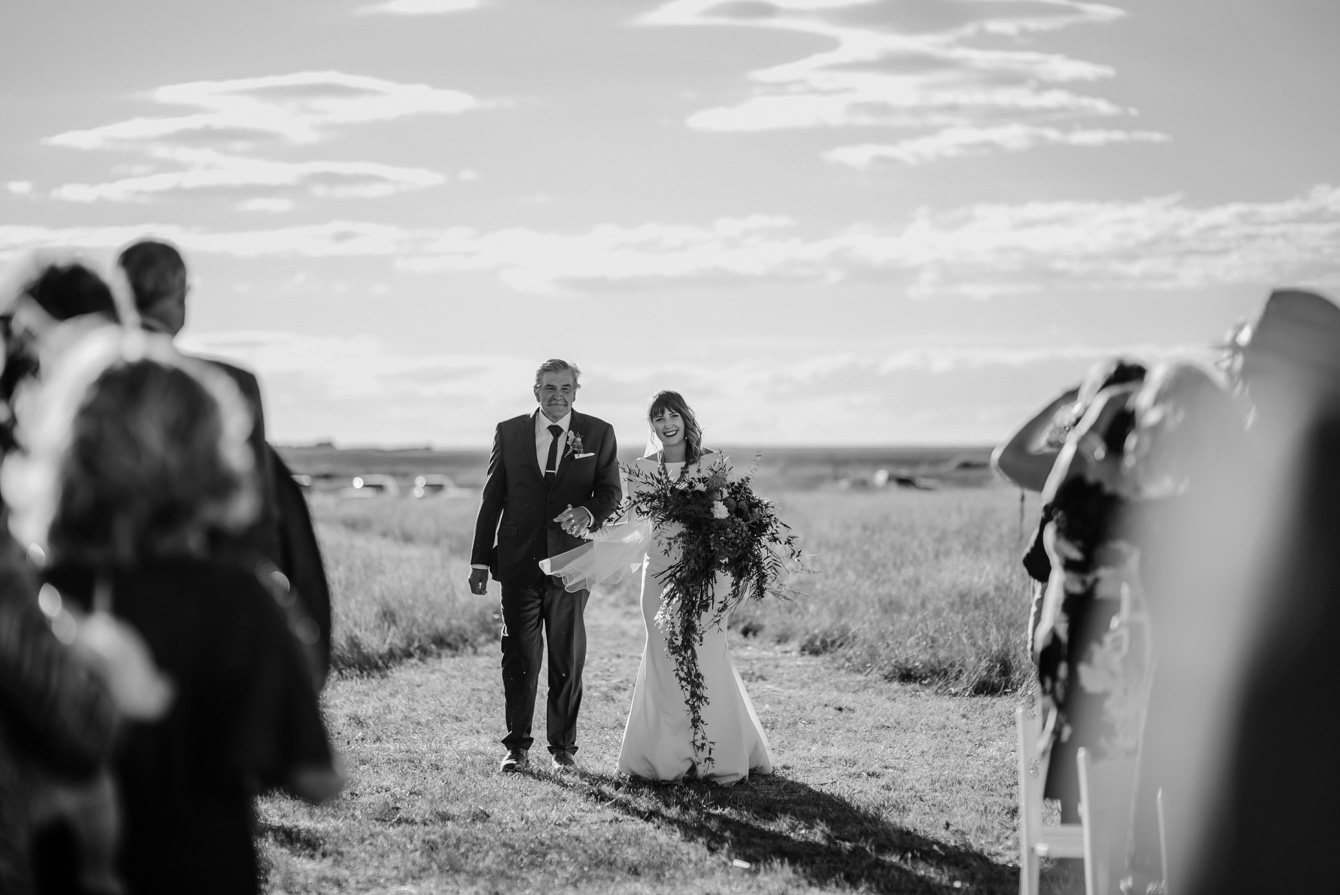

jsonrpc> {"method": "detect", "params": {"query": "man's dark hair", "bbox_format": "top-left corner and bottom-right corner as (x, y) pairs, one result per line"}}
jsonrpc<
(117, 240), (186, 311)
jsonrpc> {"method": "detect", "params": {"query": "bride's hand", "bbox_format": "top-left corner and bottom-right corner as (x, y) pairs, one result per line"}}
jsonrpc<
(555, 504), (592, 536)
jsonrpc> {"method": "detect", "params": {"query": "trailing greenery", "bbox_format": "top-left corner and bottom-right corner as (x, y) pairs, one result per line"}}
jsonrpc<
(624, 455), (807, 762)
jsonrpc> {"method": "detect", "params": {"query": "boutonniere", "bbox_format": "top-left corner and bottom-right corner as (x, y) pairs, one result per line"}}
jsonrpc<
(565, 430), (586, 458)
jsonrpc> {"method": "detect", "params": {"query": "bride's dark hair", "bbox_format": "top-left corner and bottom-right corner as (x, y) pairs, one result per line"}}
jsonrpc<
(648, 390), (704, 464)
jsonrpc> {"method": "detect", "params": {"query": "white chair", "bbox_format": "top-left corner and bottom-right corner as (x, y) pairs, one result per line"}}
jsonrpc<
(1157, 787), (1170, 895)
(1017, 706), (1084, 895)
(1076, 746), (1138, 895)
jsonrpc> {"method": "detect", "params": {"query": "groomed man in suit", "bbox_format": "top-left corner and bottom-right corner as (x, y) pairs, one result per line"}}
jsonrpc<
(115, 239), (332, 689)
(469, 359), (621, 773)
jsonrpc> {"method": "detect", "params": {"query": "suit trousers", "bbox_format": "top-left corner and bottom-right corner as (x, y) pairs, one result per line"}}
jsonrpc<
(499, 577), (590, 754)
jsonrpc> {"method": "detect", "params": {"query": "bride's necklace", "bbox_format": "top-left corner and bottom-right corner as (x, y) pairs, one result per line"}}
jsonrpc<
(657, 449), (691, 479)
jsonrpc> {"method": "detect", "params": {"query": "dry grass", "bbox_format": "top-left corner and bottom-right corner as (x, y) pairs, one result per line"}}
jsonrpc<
(316, 496), (495, 675)
(315, 485), (1038, 693)
(255, 484), (1080, 894)
(734, 487), (1037, 695)
(260, 587), (1049, 894)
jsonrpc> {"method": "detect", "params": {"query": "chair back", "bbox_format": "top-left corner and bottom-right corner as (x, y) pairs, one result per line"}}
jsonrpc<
(1077, 746), (1138, 895)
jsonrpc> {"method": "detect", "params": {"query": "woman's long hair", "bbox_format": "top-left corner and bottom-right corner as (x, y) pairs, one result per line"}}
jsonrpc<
(647, 390), (703, 465)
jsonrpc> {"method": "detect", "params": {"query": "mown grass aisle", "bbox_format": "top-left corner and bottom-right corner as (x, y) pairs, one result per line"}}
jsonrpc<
(259, 576), (1030, 894)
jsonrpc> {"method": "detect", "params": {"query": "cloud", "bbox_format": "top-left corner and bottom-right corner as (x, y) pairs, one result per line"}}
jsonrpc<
(685, 88), (1126, 132)
(40, 71), (484, 206)
(826, 124), (1171, 167)
(175, 331), (1214, 447)
(641, 0), (1140, 163)
(50, 149), (447, 204)
(6, 181), (34, 196)
(48, 71), (484, 151)
(5, 186), (1339, 296)
(178, 330), (528, 402)
(353, 0), (481, 13)
(236, 197), (297, 214)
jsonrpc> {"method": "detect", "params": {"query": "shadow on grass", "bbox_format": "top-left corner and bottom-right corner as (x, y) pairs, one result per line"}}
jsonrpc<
(555, 771), (1018, 894)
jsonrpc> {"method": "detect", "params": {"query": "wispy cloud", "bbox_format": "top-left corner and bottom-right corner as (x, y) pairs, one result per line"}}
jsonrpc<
(41, 71), (485, 206)
(826, 124), (1171, 168)
(179, 330), (521, 400)
(51, 148), (448, 204)
(6, 186), (1339, 296)
(48, 71), (484, 150)
(641, 0), (1149, 163)
(353, 0), (481, 14)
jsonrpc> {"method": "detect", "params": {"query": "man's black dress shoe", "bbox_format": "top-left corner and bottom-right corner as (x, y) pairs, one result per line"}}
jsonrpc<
(500, 749), (529, 772)
(551, 750), (578, 771)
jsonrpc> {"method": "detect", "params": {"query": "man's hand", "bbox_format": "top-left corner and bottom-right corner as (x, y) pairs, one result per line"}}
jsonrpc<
(468, 568), (490, 596)
(555, 504), (593, 537)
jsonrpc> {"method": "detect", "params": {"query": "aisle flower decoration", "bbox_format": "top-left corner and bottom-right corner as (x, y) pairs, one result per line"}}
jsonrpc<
(623, 453), (807, 762)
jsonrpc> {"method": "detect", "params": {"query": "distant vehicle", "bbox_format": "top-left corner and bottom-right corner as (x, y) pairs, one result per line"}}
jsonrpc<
(338, 474), (400, 499)
(291, 473), (312, 489)
(412, 474), (468, 499)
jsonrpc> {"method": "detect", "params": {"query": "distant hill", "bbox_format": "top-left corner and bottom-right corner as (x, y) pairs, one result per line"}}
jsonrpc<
(276, 444), (1000, 491)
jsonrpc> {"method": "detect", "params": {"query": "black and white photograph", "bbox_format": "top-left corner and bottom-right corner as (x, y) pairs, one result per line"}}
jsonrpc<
(2, 0), (1338, 892)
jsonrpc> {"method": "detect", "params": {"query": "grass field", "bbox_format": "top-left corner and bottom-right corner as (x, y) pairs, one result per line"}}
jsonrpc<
(312, 473), (1038, 695)
(259, 457), (1072, 894)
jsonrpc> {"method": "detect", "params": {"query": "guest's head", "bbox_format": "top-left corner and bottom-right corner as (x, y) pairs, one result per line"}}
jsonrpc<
(533, 358), (580, 423)
(1228, 289), (1340, 438)
(1124, 362), (1246, 500)
(116, 239), (188, 337)
(647, 390), (703, 463)
(1, 258), (138, 454)
(1044, 357), (1148, 448)
(1, 327), (257, 567)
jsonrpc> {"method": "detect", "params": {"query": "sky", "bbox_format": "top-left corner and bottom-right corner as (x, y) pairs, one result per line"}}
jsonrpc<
(2, 0), (1338, 449)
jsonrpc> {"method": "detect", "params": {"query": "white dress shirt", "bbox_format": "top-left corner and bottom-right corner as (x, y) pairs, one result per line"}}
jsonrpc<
(536, 410), (571, 475)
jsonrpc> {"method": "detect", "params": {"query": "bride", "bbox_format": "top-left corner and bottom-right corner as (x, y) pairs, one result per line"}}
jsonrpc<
(546, 390), (773, 784)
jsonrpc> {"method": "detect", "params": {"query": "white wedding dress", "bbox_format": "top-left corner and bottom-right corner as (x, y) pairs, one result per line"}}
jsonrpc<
(544, 455), (773, 784)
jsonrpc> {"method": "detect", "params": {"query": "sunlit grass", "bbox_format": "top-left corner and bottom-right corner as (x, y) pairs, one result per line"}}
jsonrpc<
(734, 487), (1036, 695)
(314, 485), (1038, 694)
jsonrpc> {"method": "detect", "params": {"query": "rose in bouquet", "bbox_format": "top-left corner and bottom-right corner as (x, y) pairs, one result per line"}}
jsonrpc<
(623, 453), (806, 760)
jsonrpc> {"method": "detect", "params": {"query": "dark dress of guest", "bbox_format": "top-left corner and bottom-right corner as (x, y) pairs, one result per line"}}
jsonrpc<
(1034, 386), (1153, 821)
(994, 360), (1147, 663)
(0, 534), (118, 895)
(3, 327), (342, 895)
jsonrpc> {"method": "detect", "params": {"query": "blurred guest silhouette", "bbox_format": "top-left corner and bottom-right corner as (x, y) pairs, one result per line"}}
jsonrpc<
(1031, 359), (1150, 823)
(0, 257), (141, 895)
(1, 258), (136, 457)
(0, 536), (120, 894)
(994, 360), (1146, 663)
(1, 327), (343, 895)
(1170, 289), (1340, 895)
(1117, 361), (1253, 895)
(116, 239), (330, 687)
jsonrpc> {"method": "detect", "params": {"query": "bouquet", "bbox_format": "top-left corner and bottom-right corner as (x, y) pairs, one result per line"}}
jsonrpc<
(623, 453), (806, 761)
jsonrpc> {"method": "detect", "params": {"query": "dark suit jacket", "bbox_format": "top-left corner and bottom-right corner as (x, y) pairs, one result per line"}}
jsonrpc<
(200, 359), (331, 687)
(270, 446), (332, 689)
(470, 409), (622, 587)
(198, 357), (282, 567)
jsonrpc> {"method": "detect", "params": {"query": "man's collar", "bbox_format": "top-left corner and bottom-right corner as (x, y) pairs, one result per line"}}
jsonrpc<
(535, 409), (572, 432)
